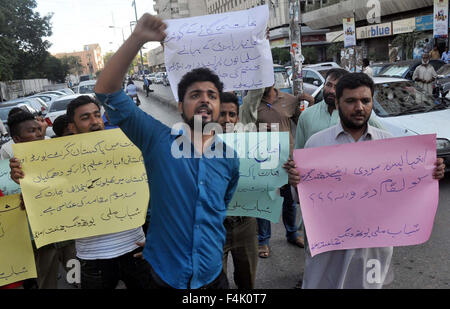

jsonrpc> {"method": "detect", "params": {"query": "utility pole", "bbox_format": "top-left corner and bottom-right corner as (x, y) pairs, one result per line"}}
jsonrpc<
(132, 0), (145, 75)
(288, 0), (304, 99)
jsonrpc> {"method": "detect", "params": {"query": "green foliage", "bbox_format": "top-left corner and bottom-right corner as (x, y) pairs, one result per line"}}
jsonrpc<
(271, 47), (290, 65)
(60, 55), (84, 75)
(327, 42), (344, 60)
(391, 31), (420, 60)
(0, 0), (53, 81)
(302, 47), (318, 64)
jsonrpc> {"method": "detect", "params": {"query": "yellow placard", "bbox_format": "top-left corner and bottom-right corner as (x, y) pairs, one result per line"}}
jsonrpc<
(0, 194), (37, 286)
(13, 129), (149, 248)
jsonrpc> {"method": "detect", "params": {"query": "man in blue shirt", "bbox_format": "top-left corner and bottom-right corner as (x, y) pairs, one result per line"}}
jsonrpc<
(94, 13), (240, 289)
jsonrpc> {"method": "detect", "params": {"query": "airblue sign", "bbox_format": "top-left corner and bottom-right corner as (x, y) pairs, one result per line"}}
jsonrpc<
(415, 15), (433, 31)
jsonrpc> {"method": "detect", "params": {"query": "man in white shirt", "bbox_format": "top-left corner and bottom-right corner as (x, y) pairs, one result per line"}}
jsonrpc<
(284, 73), (446, 288)
(413, 53), (437, 95)
(362, 59), (374, 78)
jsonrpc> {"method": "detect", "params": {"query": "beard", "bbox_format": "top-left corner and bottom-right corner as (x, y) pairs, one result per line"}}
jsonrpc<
(323, 90), (336, 107)
(338, 107), (369, 130)
(181, 103), (218, 131)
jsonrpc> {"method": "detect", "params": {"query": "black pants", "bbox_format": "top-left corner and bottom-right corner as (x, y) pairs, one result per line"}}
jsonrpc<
(148, 263), (229, 289)
(80, 248), (152, 289)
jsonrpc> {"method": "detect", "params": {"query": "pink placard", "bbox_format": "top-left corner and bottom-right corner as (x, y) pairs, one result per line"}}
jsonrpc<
(293, 134), (439, 257)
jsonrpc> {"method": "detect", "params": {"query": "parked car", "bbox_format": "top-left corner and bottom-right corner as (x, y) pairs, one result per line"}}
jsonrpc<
(155, 72), (165, 84)
(79, 75), (90, 82)
(6, 97), (48, 115)
(44, 94), (95, 137)
(40, 90), (67, 97)
(371, 62), (392, 77)
(287, 64), (343, 96)
(377, 59), (445, 80)
(148, 73), (157, 84)
(55, 88), (75, 95)
(274, 64), (292, 94)
(371, 76), (450, 171)
(76, 80), (96, 94)
(432, 63), (450, 98)
(0, 102), (39, 131)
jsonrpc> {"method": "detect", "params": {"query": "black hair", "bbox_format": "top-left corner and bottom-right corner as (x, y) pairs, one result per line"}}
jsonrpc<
(363, 58), (370, 67)
(325, 68), (349, 82)
(335, 73), (374, 102)
(52, 114), (69, 137)
(8, 107), (25, 120)
(66, 95), (100, 123)
(7, 111), (36, 138)
(220, 92), (239, 114)
(177, 68), (223, 102)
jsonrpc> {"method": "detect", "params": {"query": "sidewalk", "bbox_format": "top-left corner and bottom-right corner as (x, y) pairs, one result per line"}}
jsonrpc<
(134, 81), (177, 109)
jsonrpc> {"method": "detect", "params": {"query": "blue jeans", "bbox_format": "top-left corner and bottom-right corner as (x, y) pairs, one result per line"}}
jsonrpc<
(257, 184), (302, 246)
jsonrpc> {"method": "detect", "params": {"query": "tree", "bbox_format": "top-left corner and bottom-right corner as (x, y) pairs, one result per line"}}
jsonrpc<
(391, 31), (420, 60)
(60, 55), (84, 76)
(302, 47), (318, 64)
(0, 0), (53, 81)
(40, 53), (69, 83)
(103, 52), (115, 66)
(271, 47), (290, 65)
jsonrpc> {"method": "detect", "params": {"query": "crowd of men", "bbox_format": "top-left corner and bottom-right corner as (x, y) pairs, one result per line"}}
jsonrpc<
(2, 14), (446, 290)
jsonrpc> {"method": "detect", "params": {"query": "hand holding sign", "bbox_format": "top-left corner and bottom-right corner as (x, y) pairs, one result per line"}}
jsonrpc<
(293, 135), (441, 257)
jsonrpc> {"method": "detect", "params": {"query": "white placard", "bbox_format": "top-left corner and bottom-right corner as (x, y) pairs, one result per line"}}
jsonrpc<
(163, 5), (274, 102)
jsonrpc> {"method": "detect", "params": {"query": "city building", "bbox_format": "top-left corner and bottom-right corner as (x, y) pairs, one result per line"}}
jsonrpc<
(153, 0), (208, 19)
(303, 0), (439, 62)
(54, 44), (104, 77)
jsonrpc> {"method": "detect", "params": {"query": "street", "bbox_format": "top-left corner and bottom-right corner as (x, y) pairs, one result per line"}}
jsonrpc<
(136, 84), (450, 289)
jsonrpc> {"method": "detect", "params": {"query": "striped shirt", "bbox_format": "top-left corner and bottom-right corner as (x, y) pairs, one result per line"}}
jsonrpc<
(75, 227), (145, 260)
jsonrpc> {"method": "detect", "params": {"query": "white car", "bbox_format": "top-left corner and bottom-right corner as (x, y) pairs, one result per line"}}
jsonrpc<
(44, 94), (95, 137)
(371, 77), (450, 171)
(76, 80), (96, 94)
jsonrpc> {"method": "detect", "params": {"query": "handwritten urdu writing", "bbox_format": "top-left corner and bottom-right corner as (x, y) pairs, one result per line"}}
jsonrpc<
(164, 5), (274, 101)
(293, 134), (439, 257)
(0, 194), (37, 286)
(13, 129), (150, 248)
(220, 132), (289, 222)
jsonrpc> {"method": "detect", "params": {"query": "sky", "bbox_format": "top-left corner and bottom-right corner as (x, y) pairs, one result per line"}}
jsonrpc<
(36, 0), (159, 55)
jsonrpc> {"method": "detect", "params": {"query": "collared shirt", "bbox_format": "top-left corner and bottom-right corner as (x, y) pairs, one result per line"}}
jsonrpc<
(362, 66), (374, 77)
(125, 84), (138, 96)
(302, 122), (394, 289)
(412, 64), (437, 95)
(294, 100), (385, 149)
(95, 90), (240, 289)
(256, 89), (300, 155)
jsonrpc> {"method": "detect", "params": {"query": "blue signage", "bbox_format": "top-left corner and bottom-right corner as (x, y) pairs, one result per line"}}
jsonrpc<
(415, 15), (433, 31)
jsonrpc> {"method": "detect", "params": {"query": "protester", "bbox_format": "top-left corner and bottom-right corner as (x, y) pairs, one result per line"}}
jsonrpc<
(1, 107), (27, 160)
(52, 114), (72, 137)
(255, 85), (314, 258)
(362, 58), (373, 77)
(413, 53), (437, 95)
(430, 46), (440, 60)
(93, 13), (240, 289)
(284, 73), (446, 288)
(10, 96), (152, 289)
(219, 92), (258, 289)
(6, 111), (62, 289)
(294, 68), (384, 150)
(441, 47), (450, 64)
